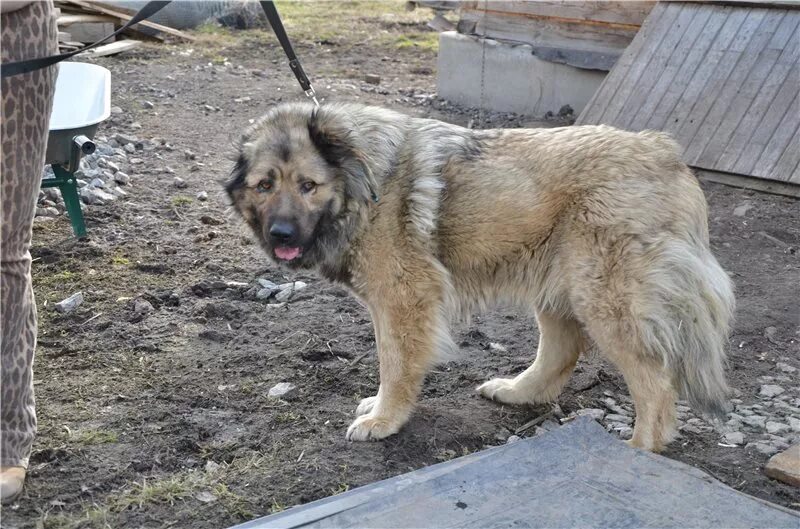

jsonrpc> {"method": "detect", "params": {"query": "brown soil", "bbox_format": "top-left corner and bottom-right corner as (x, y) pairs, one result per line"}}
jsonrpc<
(3, 5), (799, 528)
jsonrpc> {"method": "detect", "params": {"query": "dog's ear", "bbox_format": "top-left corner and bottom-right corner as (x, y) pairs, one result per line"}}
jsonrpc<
(308, 108), (379, 203)
(225, 146), (250, 198)
(307, 108), (352, 168)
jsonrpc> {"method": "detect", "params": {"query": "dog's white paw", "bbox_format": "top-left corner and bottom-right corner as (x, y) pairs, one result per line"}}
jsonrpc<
(355, 395), (378, 416)
(346, 413), (402, 441)
(477, 377), (528, 404)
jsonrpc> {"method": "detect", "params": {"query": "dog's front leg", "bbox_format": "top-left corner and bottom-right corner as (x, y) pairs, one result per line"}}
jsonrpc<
(346, 291), (442, 441)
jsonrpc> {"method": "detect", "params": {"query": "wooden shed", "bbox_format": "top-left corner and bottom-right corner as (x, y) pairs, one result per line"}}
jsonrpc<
(578, 1), (800, 194)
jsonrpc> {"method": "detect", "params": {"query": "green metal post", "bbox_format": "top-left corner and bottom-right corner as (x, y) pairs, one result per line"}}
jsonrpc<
(43, 164), (87, 238)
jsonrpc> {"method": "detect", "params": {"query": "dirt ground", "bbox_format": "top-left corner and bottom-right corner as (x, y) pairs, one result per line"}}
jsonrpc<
(3, 3), (799, 528)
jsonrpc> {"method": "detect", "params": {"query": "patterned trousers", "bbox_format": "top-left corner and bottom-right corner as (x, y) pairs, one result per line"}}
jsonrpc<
(1, 0), (58, 468)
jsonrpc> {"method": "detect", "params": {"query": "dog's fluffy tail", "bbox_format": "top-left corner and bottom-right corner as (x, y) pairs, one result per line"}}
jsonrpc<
(637, 240), (735, 418)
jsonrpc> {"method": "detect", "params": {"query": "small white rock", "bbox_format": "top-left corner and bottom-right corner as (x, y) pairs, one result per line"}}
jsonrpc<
(258, 278), (280, 290)
(134, 298), (154, 316)
(195, 491), (217, 503)
(173, 177), (187, 189)
(197, 191), (209, 201)
(256, 288), (275, 300)
(605, 413), (633, 425)
(760, 385), (785, 398)
(722, 431), (744, 445)
(742, 415), (767, 429)
(766, 421), (790, 435)
(275, 281), (308, 302)
(680, 424), (704, 435)
(54, 292), (83, 314)
(506, 435), (521, 444)
(615, 427), (633, 440)
(489, 342), (507, 352)
(788, 417), (800, 433)
(776, 362), (797, 373)
(114, 172), (130, 185)
(746, 442), (778, 456)
(733, 201), (753, 217)
(602, 398), (631, 416)
(268, 382), (296, 399)
(204, 460), (222, 473)
(278, 281), (307, 291)
(576, 408), (605, 421)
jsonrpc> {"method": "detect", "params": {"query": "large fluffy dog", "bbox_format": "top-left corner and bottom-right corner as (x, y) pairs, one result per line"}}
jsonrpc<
(226, 102), (735, 452)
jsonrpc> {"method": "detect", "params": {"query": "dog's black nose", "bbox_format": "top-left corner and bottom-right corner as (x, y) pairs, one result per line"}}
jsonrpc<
(269, 220), (296, 242)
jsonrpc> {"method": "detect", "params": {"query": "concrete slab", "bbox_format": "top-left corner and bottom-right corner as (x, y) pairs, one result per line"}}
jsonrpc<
(436, 31), (606, 116)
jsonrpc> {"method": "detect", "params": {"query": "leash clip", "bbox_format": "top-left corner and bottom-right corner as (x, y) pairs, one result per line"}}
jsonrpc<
(305, 86), (320, 108)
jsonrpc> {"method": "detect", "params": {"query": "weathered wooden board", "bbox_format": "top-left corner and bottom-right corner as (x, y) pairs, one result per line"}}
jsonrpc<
(56, 0), (194, 41)
(77, 39), (140, 57)
(459, 8), (640, 52)
(458, 1), (656, 57)
(460, 1), (655, 26)
(57, 13), (117, 26)
(578, 2), (800, 184)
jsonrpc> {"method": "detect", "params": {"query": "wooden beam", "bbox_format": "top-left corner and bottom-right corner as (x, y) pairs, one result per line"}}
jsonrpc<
(77, 39), (141, 58)
(58, 0), (195, 41)
(57, 13), (118, 26)
(460, 6), (644, 30)
(694, 169), (800, 199)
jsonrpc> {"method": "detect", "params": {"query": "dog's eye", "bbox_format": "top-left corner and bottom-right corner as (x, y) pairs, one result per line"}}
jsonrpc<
(300, 181), (317, 194)
(256, 180), (272, 193)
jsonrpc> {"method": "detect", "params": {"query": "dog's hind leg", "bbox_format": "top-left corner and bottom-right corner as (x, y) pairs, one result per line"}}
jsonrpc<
(584, 319), (677, 452)
(478, 311), (586, 405)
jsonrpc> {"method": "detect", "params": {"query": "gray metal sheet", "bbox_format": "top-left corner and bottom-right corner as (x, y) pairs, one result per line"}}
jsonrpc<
(233, 418), (800, 529)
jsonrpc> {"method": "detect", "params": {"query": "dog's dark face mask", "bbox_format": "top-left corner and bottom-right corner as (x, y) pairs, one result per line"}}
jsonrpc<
(225, 130), (345, 269)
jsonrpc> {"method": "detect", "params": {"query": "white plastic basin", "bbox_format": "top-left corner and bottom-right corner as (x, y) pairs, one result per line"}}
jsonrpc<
(49, 61), (111, 131)
(45, 62), (111, 166)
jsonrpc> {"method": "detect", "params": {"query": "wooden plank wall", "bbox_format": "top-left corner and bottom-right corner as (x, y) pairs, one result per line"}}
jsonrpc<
(578, 2), (800, 185)
(458, 1), (655, 54)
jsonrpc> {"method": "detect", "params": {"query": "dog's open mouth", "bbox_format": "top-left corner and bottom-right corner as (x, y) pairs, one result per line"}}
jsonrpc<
(274, 246), (303, 261)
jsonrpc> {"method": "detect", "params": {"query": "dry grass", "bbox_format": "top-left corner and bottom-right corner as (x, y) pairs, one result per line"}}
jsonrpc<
(190, 0), (441, 52)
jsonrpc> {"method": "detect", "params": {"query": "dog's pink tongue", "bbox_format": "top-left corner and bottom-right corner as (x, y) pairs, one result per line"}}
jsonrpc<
(275, 246), (301, 261)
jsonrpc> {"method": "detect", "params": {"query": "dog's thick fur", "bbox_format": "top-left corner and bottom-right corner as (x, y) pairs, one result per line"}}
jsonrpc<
(226, 102), (735, 452)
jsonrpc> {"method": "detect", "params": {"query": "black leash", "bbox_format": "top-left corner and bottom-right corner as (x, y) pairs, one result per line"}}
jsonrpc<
(259, 1), (319, 107)
(1, 1), (172, 78)
(1, 0), (319, 106)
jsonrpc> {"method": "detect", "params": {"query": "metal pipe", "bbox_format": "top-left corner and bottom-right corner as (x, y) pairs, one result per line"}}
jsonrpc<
(72, 135), (96, 156)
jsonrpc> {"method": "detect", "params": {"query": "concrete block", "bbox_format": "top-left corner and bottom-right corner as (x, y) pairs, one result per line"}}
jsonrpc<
(68, 23), (114, 44)
(765, 443), (800, 487)
(437, 31), (606, 116)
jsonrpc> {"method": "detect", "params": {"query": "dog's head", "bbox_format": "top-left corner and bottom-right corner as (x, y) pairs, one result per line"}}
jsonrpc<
(226, 103), (377, 270)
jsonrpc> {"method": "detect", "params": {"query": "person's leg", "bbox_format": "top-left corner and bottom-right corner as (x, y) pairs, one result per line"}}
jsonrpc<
(1, 0), (58, 503)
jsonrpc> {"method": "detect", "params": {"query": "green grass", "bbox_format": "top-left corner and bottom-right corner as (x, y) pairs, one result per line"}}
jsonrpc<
(34, 269), (78, 289)
(72, 429), (119, 446)
(391, 32), (439, 51)
(270, 498), (286, 513)
(214, 483), (254, 520)
(37, 447), (287, 528)
(171, 196), (193, 207)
